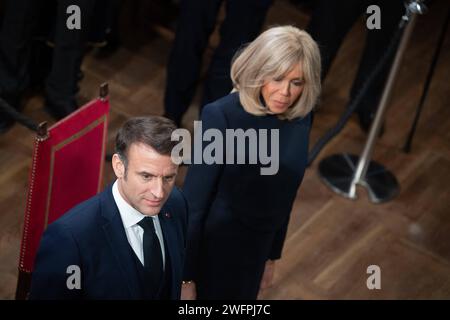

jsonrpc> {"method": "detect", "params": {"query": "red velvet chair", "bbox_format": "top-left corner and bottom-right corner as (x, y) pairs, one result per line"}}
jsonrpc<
(16, 84), (110, 299)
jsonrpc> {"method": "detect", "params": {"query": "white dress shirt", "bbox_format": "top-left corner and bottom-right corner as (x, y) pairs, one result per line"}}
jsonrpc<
(112, 181), (165, 270)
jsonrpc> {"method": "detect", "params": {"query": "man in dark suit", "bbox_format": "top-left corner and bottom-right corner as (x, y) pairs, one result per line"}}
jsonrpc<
(0, 0), (118, 133)
(164, 0), (273, 127)
(29, 116), (188, 300)
(306, 0), (404, 132)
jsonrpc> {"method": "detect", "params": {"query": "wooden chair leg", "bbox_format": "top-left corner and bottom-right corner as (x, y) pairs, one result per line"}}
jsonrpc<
(15, 270), (32, 300)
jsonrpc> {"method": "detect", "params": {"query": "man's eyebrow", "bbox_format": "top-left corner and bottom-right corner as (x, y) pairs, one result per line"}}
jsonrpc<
(137, 171), (155, 176)
(137, 171), (177, 177)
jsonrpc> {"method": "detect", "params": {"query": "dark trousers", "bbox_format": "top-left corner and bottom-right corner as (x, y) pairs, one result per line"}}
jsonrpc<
(196, 207), (280, 300)
(0, 0), (96, 119)
(307, 0), (404, 118)
(0, 0), (39, 98)
(46, 0), (96, 118)
(164, 0), (273, 126)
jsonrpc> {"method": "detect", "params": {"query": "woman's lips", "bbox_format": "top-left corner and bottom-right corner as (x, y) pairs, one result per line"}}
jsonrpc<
(273, 100), (289, 108)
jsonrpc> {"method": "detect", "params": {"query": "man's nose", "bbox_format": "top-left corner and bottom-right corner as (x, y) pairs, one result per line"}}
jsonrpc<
(150, 178), (164, 199)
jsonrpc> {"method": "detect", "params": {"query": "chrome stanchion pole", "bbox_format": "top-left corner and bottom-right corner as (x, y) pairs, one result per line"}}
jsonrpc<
(318, 0), (427, 203)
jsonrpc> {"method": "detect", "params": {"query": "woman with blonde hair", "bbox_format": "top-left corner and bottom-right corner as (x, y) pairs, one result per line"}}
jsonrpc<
(182, 25), (321, 299)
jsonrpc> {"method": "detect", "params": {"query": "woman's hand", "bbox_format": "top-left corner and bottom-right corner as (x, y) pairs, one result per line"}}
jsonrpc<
(181, 281), (197, 300)
(259, 259), (276, 291)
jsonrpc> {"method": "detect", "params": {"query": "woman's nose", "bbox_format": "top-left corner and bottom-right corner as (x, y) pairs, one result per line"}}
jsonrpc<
(280, 82), (290, 96)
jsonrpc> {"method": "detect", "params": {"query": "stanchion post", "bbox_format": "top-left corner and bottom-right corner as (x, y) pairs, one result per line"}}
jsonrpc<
(318, 0), (427, 203)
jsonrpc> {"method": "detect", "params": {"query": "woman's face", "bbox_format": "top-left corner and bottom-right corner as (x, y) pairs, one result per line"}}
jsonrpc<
(261, 63), (305, 114)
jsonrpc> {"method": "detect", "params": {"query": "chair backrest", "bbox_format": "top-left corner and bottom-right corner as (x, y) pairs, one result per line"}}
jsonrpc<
(16, 84), (110, 299)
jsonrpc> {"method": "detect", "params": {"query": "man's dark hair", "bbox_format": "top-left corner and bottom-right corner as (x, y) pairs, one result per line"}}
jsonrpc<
(115, 116), (178, 171)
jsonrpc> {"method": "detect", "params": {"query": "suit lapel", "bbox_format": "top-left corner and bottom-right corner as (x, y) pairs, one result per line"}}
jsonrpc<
(158, 202), (181, 299)
(100, 186), (141, 299)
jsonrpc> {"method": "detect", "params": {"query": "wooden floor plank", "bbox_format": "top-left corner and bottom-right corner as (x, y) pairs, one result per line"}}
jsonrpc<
(0, 0), (449, 299)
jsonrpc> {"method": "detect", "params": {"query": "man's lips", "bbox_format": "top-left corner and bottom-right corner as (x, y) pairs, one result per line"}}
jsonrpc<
(143, 199), (162, 206)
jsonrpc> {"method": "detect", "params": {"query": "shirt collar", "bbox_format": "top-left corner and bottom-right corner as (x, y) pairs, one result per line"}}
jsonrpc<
(112, 180), (158, 229)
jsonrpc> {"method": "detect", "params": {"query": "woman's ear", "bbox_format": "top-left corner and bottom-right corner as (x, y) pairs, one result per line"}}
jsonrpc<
(112, 154), (125, 179)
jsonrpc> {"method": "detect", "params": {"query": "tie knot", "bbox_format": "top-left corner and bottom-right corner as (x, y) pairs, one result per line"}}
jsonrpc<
(137, 216), (155, 232)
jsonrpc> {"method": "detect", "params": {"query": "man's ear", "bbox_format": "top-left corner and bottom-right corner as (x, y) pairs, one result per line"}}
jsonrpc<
(112, 154), (125, 179)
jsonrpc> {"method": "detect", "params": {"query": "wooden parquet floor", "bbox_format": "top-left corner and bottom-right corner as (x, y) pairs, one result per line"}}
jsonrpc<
(0, 0), (449, 299)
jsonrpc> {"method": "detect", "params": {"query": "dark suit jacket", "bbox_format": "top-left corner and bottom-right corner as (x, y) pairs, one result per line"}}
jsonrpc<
(29, 185), (188, 300)
(183, 92), (311, 280)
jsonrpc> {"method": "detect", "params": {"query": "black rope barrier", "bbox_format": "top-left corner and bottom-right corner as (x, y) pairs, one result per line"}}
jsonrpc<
(403, 5), (449, 153)
(0, 98), (39, 133)
(307, 16), (407, 166)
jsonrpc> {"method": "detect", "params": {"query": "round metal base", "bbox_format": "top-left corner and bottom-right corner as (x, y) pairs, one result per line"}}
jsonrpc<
(318, 153), (400, 203)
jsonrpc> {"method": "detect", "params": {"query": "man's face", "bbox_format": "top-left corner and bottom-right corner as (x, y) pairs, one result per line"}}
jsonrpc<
(112, 143), (178, 216)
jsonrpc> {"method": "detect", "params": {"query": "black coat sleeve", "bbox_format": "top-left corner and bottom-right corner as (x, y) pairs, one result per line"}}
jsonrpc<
(268, 214), (290, 260)
(182, 103), (227, 281)
(29, 222), (83, 300)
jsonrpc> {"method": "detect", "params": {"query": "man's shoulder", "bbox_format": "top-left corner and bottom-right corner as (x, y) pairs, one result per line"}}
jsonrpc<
(165, 187), (188, 219)
(47, 188), (109, 235)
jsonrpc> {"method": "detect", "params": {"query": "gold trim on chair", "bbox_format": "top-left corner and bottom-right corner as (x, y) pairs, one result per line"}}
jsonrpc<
(44, 115), (108, 229)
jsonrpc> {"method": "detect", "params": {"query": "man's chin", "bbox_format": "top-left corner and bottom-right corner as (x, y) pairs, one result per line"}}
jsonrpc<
(140, 205), (163, 216)
(142, 210), (161, 216)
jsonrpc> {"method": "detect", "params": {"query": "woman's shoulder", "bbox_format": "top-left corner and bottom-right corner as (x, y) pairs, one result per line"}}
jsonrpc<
(204, 92), (240, 112)
(291, 111), (312, 127)
(202, 92), (245, 121)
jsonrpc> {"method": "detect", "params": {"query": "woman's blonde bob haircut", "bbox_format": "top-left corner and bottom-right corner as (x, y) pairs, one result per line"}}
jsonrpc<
(231, 25), (321, 120)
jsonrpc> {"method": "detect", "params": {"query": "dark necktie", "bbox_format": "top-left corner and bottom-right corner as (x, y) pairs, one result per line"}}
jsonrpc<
(137, 217), (164, 292)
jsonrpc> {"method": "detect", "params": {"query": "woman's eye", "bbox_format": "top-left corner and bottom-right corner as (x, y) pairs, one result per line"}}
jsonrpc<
(273, 77), (283, 82)
(292, 80), (304, 87)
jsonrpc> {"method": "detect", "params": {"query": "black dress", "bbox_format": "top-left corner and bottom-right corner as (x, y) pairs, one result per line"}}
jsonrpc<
(183, 92), (311, 299)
